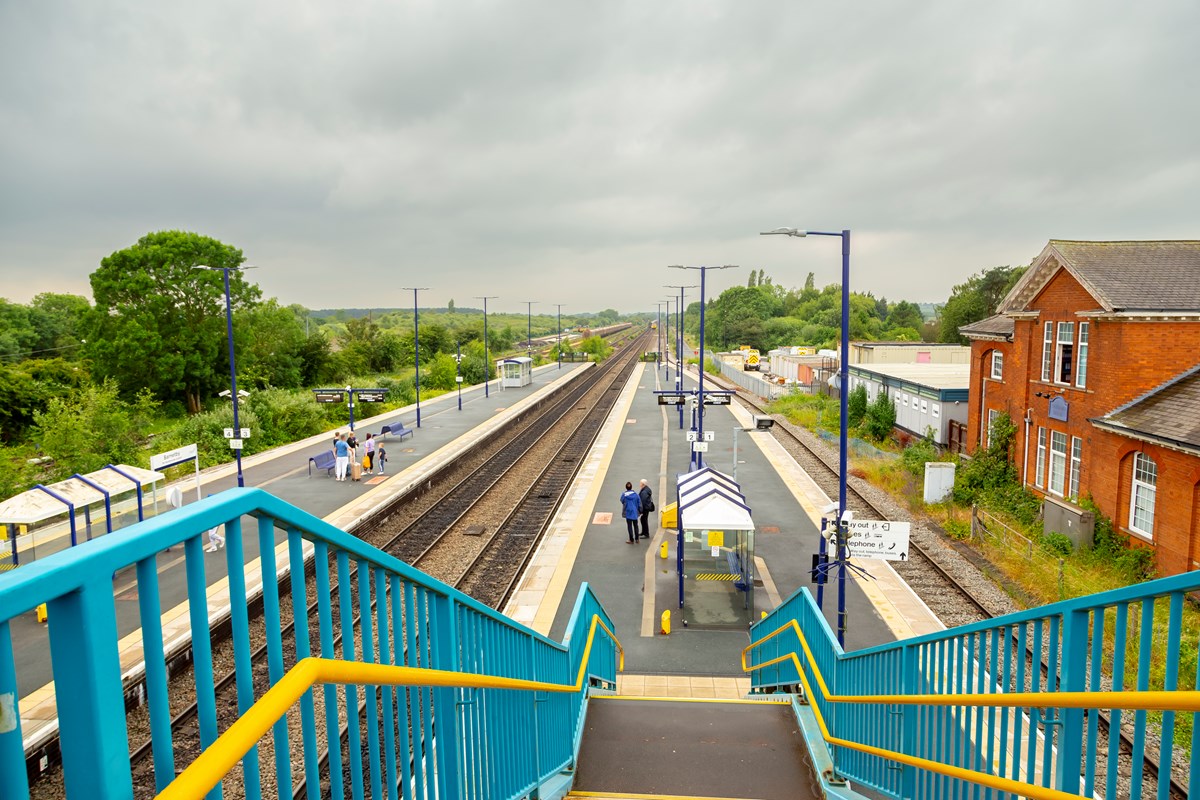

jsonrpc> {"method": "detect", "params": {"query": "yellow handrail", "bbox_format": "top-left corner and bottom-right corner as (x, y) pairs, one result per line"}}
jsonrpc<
(742, 619), (1200, 800)
(159, 615), (622, 800)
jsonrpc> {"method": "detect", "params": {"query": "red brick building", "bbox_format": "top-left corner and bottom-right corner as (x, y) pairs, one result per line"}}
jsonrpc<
(961, 240), (1200, 576)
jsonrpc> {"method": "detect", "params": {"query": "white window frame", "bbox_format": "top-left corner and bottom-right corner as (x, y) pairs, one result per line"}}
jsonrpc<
(987, 409), (1000, 449)
(1076, 322), (1089, 388)
(1055, 322), (1076, 385)
(1041, 322), (1054, 382)
(990, 351), (1004, 380)
(1048, 431), (1068, 496)
(921, 399), (928, 414)
(932, 403), (940, 419)
(1069, 436), (1082, 498)
(1035, 427), (1047, 487)
(902, 394), (908, 407)
(1129, 452), (1157, 538)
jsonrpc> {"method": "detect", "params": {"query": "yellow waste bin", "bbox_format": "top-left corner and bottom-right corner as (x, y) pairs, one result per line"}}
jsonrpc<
(659, 501), (677, 531)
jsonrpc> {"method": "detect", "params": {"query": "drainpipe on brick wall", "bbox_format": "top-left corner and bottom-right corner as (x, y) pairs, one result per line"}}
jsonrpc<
(979, 372), (988, 450)
(1022, 408), (1033, 488)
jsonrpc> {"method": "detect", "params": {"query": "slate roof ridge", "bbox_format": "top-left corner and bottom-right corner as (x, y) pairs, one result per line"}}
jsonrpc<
(1102, 361), (1200, 419)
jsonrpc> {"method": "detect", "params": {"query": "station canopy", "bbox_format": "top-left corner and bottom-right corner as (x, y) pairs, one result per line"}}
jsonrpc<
(0, 465), (164, 525)
(676, 467), (753, 531)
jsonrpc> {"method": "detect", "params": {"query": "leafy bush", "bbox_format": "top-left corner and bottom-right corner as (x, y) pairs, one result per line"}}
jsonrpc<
(861, 391), (896, 441)
(847, 384), (868, 428)
(1080, 496), (1156, 581)
(1040, 532), (1074, 557)
(900, 436), (939, 477)
(33, 380), (159, 477)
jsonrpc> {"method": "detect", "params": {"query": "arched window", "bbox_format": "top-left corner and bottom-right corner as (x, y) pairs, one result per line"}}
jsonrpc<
(1129, 453), (1158, 537)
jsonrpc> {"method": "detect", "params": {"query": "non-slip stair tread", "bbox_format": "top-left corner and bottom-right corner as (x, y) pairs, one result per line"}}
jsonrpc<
(572, 699), (821, 800)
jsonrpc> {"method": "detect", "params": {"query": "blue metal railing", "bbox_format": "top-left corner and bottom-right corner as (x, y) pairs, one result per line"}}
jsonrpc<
(746, 572), (1200, 799)
(0, 487), (619, 800)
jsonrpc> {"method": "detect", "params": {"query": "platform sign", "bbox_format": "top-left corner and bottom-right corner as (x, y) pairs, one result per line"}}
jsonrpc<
(702, 430), (715, 442)
(150, 443), (198, 471)
(229, 438), (244, 450)
(686, 430), (698, 442)
(829, 520), (911, 561)
(356, 389), (387, 403)
(240, 428), (251, 439)
(223, 428), (235, 438)
(692, 441), (709, 453)
(313, 389), (345, 403)
(657, 394), (687, 405)
(702, 392), (733, 405)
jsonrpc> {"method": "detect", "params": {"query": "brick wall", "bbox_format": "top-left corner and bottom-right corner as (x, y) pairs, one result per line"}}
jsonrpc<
(966, 267), (1200, 576)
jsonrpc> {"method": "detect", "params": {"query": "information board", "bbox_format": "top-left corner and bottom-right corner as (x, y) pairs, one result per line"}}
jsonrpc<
(356, 389), (387, 403)
(313, 390), (345, 403)
(829, 520), (911, 561)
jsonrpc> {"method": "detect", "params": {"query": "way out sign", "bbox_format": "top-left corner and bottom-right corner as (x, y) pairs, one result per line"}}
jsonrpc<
(830, 520), (911, 562)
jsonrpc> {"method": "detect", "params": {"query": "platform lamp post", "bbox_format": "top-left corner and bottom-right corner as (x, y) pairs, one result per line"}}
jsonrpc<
(194, 263), (255, 487)
(523, 300), (536, 358)
(475, 296), (498, 397)
(661, 299), (672, 380)
(403, 287), (429, 427)
(761, 226), (852, 646)
(554, 304), (565, 368)
(665, 284), (696, 430)
(668, 266), (737, 469)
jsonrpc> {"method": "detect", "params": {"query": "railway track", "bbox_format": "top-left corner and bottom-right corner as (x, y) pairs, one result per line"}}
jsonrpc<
(27, 330), (647, 800)
(698, 364), (1186, 800)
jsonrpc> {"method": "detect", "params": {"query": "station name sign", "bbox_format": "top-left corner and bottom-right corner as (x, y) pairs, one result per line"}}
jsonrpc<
(313, 389), (346, 403)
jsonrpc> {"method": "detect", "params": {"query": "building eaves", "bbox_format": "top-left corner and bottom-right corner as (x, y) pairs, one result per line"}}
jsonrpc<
(958, 314), (1014, 342)
(1091, 362), (1200, 452)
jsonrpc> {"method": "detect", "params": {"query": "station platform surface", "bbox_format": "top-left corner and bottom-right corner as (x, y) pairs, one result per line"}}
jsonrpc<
(507, 359), (943, 680)
(12, 362), (591, 753)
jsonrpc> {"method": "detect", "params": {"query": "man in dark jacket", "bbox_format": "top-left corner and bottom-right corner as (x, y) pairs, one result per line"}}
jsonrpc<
(638, 479), (654, 539)
(620, 482), (642, 543)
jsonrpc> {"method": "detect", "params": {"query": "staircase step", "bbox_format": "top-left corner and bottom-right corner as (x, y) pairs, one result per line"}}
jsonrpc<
(572, 697), (821, 800)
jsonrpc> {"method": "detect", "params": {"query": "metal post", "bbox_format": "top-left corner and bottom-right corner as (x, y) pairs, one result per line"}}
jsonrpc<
(525, 300), (535, 359)
(222, 269), (245, 487)
(836, 229), (850, 646)
(663, 300), (672, 381)
(404, 287), (429, 427)
(733, 426), (739, 482)
(347, 387), (355, 432)
(696, 269), (706, 470)
(476, 296), (498, 397)
(555, 304), (564, 369)
(456, 341), (463, 410)
(665, 284), (696, 430)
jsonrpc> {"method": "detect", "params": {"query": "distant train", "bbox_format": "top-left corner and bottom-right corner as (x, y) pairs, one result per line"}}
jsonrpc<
(577, 322), (633, 339)
(650, 321), (657, 330)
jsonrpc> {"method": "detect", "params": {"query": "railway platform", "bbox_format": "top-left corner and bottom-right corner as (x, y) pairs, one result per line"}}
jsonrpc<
(9, 361), (592, 767)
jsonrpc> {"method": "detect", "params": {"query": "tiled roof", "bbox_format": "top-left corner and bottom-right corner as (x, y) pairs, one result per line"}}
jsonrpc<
(1093, 363), (1200, 452)
(1000, 240), (1200, 314)
(958, 314), (1014, 340)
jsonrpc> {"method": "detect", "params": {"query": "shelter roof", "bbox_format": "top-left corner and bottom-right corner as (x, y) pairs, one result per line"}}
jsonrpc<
(676, 467), (753, 531)
(500, 356), (533, 364)
(0, 465), (164, 524)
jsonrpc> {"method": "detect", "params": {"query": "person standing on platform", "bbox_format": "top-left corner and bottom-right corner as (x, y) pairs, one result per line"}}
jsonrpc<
(620, 481), (642, 544)
(364, 432), (376, 474)
(638, 479), (654, 539)
(334, 433), (351, 481)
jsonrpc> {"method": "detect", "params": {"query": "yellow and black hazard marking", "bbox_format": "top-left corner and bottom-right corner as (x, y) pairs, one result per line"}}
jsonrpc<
(694, 573), (739, 582)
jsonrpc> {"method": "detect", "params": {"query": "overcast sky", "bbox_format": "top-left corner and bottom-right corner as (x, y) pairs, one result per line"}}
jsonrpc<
(2, 2), (1197, 314)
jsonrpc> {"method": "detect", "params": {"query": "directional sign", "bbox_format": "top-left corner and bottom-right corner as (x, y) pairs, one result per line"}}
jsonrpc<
(657, 394), (687, 405)
(702, 393), (733, 405)
(456, 376), (464, 383)
(228, 438), (244, 450)
(692, 441), (709, 453)
(356, 390), (387, 403)
(313, 390), (345, 403)
(829, 520), (911, 562)
(150, 443), (198, 471)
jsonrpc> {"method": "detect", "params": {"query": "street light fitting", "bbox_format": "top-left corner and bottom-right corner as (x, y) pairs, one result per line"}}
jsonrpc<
(193, 264), (259, 271)
(760, 228), (807, 237)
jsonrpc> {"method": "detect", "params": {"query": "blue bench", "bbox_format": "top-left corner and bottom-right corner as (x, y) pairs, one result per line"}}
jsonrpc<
(381, 422), (414, 441)
(308, 450), (336, 477)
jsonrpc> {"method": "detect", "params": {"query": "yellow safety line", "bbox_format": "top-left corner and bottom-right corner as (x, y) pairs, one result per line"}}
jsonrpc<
(741, 619), (1200, 800)
(591, 695), (789, 706)
(158, 615), (623, 800)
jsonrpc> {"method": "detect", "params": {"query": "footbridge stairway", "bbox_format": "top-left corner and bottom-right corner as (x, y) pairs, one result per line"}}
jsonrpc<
(0, 487), (1197, 799)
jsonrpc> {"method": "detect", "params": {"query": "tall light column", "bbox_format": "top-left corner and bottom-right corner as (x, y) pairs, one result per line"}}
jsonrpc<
(194, 263), (255, 487)
(554, 304), (565, 369)
(761, 226), (852, 647)
(523, 300), (536, 358)
(665, 283), (697, 429)
(668, 266), (737, 469)
(403, 287), (429, 427)
(475, 296), (499, 397)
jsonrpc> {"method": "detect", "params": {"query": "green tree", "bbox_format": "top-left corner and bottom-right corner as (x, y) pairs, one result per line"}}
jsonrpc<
(447, 299), (455, 313)
(424, 352), (460, 390)
(0, 299), (38, 361)
(33, 380), (159, 476)
(236, 299), (308, 389)
(85, 231), (260, 413)
(862, 390), (897, 441)
(939, 266), (1026, 344)
(885, 300), (924, 333)
(847, 384), (868, 427)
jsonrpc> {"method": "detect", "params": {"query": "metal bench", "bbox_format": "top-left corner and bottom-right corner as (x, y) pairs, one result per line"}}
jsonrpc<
(381, 422), (414, 441)
(308, 449), (336, 477)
